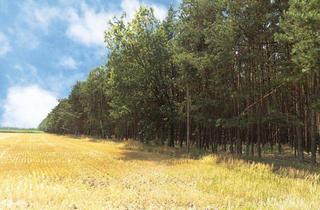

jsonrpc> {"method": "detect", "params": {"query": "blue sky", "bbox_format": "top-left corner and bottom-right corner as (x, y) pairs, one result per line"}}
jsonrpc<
(0, 0), (178, 128)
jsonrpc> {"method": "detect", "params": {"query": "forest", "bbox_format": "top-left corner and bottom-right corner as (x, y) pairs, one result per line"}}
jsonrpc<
(39, 0), (320, 164)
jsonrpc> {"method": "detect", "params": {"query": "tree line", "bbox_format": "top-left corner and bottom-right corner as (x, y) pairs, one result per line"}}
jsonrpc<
(39, 0), (320, 163)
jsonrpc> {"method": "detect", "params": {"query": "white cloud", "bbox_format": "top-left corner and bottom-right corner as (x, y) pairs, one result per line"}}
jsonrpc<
(0, 32), (11, 57)
(9, 0), (168, 49)
(121, 0), (140, 20)
(58, 56), (78, 70)
(22, 0), (60, 31)
(66, 0), (168, 47)
(121, 0), (168, 21)
(10, 0), (59, 49)
(1, 85), (58, 128)
(149, 4), (168, 21)
(66, 4), (114, 47)
(31, 7), (59, 29)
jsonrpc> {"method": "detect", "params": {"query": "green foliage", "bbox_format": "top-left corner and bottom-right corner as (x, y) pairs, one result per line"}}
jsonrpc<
(41, 0), (320, 161)
(277, 0), (320, 74)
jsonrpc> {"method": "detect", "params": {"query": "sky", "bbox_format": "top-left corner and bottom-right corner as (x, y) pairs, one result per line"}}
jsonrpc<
(0, 0), (179, 129)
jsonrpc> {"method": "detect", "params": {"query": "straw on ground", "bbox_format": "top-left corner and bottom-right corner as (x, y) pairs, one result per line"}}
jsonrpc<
(0, 133), (319, 210)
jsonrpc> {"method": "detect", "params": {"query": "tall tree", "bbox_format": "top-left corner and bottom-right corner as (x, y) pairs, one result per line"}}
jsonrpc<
(278, 0), (320, 163)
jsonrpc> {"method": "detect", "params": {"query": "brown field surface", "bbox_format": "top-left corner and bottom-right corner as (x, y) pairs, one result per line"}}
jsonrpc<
(0, 133), (319, 210)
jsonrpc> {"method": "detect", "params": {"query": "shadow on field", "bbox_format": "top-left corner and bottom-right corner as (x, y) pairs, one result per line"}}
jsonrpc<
(60, 134), (320, 180)
(119, 141), (320, 180)
(240, 155), (320, 179)
(69, 135), (184, 162)
(201, 152), (320, 180)
(119, 140), (186, 162)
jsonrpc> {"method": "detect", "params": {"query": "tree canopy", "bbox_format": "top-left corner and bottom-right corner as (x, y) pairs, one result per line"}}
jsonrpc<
(39, 0), (320, 163)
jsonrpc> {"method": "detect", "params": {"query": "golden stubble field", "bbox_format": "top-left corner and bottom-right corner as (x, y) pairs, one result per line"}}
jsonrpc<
(0, 133), (319, 210)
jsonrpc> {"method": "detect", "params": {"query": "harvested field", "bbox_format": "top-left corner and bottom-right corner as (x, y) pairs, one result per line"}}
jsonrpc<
(0, 133), (319, 209)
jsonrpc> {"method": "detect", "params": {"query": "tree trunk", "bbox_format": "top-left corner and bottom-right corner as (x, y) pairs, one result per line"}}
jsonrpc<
(311, 110), (316, 164)
(295, 85), (304, 162)
(186, 85), (191, 152)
